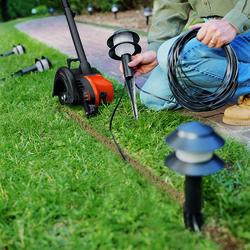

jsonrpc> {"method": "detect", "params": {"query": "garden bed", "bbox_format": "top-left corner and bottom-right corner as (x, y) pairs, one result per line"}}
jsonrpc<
(76, 10), (150, 32)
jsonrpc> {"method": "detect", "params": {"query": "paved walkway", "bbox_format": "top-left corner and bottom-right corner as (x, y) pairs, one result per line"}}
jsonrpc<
(16, 16), (250, 146)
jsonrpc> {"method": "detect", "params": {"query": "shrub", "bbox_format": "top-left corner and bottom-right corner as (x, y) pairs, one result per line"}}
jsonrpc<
(40, 0), (61, 9)
(81, 0), (153, 12)
(0, 0), (153, 21)
(8, 0), (41, 19)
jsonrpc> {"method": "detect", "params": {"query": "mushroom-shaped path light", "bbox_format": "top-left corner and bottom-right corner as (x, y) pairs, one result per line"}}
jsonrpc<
(107, 29), (141, 119)
(165, 121), (225, 231)
(87, 3), (94, 15)
(144, 7), (153, 26)
(111, 4), (119, 19)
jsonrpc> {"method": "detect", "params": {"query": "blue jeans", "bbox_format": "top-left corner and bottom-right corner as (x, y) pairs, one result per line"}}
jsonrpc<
(140, 30), (250, 110)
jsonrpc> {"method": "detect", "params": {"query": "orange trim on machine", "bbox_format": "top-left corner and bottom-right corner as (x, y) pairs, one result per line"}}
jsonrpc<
(83, 74), (114, 106)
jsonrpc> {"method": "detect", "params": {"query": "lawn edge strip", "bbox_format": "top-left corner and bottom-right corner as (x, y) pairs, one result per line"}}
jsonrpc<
(59, 106), (243, 250)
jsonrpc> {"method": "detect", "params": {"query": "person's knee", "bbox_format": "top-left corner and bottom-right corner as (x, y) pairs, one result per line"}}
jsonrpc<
(182, 38), (223, 62)
(140, 91), (166, 110)
(158, 35), (181, 72)
(158, 37), (206, 72)
(139, 64), (177, 110)
(140, 90), (179, 110)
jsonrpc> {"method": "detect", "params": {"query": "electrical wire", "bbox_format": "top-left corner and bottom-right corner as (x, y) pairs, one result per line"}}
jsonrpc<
(109, 29), (239, 160)
(167, 29), (239, 111)
(109, 85), (127, 161)
(110, 79), (180, 161)
(135, 83), (177, 105)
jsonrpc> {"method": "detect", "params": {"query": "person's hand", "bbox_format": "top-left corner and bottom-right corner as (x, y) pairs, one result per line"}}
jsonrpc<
(191, 19), (238, 48)
(119, 51), (158, 77)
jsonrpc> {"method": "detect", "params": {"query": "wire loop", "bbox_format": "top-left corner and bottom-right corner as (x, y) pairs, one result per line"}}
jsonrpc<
(167, 29), (238, 111)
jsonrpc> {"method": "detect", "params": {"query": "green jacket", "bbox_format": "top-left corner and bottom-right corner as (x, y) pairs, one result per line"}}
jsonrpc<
(148, 0), (250, 51)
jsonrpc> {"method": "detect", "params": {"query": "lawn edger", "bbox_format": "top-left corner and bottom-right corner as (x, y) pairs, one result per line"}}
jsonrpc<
(0, 44), (26, 57)
(52, 0), (114, 117)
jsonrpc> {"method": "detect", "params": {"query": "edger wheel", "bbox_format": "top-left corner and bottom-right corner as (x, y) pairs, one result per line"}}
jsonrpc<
(53, 67), (79, 105)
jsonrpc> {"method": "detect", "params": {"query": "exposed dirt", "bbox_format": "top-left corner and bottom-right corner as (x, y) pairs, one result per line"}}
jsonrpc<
(76, 10), (151, 32)
(204, 225), (244, 250)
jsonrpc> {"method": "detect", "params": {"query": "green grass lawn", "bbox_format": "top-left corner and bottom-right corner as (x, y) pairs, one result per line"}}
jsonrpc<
(0, 17), (249, 249)
(0, 19), (219, 250)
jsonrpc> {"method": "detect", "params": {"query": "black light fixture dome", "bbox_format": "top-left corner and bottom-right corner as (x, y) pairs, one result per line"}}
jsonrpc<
(107, 29), (141, 61)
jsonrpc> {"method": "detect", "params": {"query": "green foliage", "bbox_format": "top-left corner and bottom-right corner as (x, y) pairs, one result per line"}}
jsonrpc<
(40, 0), (61, 9)
(0, 0), (153, 21)
(0, 0), (59, 21)
(79, 0), (153, 12)
(7, 0), (36, 19)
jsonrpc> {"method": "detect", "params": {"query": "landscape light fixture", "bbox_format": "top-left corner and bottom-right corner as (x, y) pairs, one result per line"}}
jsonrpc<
(87, 3), (94, 15)
(17, 56), (52, 76)
(31, 8), (37, 15)
(143, 7), (153, 26)
(165, 121), (225, 231)
(107, 29), (142, 119)
(0, 57), (52, 82)
(48, 7), (55, 15)
(111, 4), (119, 19)
(0, 44), (26, 58)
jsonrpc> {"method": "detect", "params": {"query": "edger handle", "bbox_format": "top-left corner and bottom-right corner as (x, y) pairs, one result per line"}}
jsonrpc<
(61, 0), (92, 75)
(61, 0), (70, 8)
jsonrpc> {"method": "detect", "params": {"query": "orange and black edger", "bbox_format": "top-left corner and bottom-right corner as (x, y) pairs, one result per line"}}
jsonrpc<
(53, 0), (114, 117)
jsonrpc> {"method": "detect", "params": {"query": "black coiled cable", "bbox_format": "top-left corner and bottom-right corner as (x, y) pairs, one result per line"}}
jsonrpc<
(167, 29), (239, 111)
